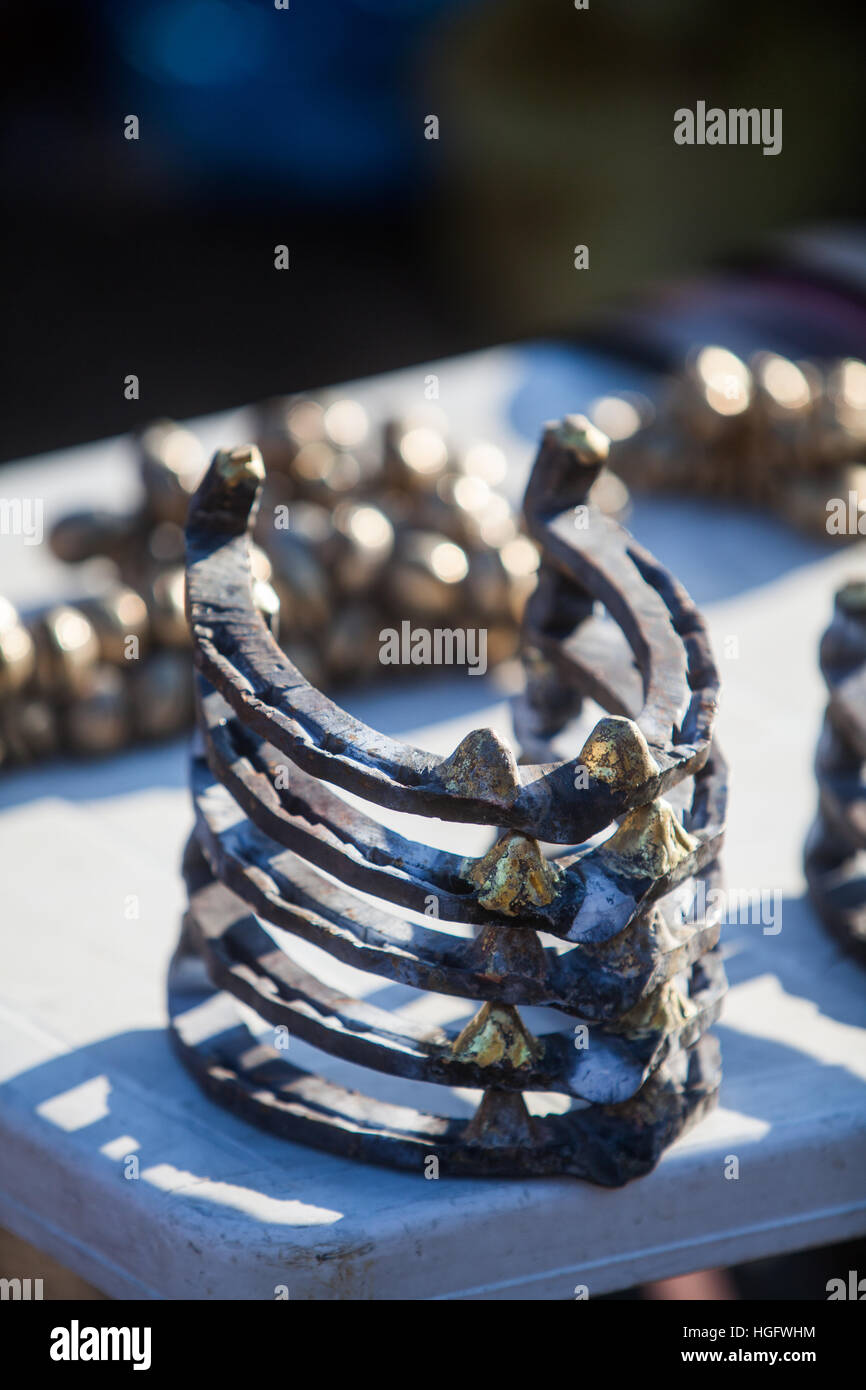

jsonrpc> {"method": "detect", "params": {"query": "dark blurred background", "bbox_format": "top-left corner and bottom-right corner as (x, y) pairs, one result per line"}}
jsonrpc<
(3, 0), (866, 463)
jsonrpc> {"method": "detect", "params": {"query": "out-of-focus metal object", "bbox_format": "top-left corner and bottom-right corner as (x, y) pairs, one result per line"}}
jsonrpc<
(0, 599), (36, 696)
(384, 417), (451, 492)
(147, 568), (189, 650)
(32, 606), (100, 697)
(129, 650), (195, 742)
(138, 420), (208, 526)
(805, 581), (866, 963)
(602, 348), (866, 537)
(65, 665), (130, 756)
(79, 586), (149, 665)
(170, 422), (725, 1183)
(4, 395), (578, 769)
(384, 530), (469, 618)
(50, 510), (143, 566)
(0, 697), (59, 764)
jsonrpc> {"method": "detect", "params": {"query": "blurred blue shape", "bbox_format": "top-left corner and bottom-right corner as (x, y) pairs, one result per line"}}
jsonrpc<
(121, 1), (271, 85)
(101, 0), (478, 201)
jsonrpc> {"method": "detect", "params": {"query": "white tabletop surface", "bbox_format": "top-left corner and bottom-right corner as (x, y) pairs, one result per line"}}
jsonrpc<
(0, 345), (865, 1300)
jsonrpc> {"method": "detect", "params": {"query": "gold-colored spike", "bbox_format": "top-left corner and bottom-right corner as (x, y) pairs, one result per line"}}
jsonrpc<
(549, 414), (610, 465)
(463, 1089), (538, 1148)
(437, 726), (520, 805)
(451, 1002), (542, 1070)
(215, 444), (265, 488)
(468, 831), (561, 915)
(601, 799), (698, 879)
(577, 715), (659, 791)
(610, 981), (697, 1039)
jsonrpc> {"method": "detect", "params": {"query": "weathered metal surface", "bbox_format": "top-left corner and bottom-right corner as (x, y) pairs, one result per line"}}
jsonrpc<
(190, 751), (721, 1020)
(805, 583), (866, 963)
(196, 679), (724, 947)
(171, 416), (727, 1182)
(185, 427), (719, 844)
(180, 839), (725, 1107)
(168, 927), (722, 1183)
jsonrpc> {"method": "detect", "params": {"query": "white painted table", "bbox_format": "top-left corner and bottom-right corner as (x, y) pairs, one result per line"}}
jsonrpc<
(1, 347), (865, 1300)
